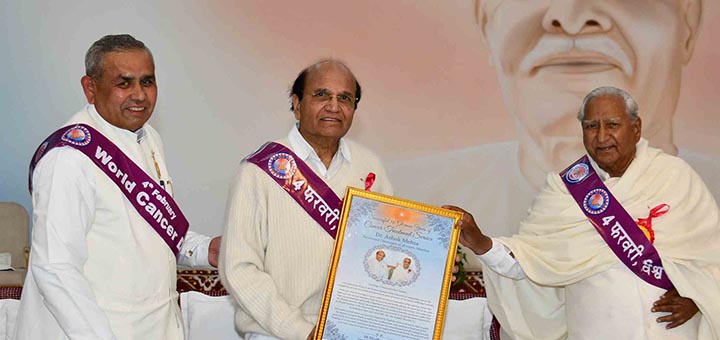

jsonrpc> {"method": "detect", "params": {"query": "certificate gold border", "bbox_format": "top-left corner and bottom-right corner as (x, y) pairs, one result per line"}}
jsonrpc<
(314, 187), (462, 340)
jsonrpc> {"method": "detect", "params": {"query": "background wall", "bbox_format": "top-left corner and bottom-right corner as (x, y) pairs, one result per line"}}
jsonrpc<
(1, 0), (718, 237)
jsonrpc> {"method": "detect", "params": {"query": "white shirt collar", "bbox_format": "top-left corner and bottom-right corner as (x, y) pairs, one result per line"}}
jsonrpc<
(588, 156), (611, 181)
(86, 104), (148, 143)
(287, 123), (351, 179)
(287, 123), (352, 162)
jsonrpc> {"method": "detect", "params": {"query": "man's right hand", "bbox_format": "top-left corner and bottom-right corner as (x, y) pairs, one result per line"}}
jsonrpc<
(652, 288), (699, 329)
(443, 205), (493, 255)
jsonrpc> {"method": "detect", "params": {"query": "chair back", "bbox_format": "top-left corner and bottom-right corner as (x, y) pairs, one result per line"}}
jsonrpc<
(0, 202), (29, 269)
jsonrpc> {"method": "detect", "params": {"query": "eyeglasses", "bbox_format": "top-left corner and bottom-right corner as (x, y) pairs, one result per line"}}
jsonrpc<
(308, 89), (356, 107)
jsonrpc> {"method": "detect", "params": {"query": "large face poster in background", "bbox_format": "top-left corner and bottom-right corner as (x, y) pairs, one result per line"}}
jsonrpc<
(1, 0), (718, 241)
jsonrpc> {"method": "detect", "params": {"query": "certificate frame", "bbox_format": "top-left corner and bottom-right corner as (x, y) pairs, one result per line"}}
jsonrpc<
(314, 187), (462, 340)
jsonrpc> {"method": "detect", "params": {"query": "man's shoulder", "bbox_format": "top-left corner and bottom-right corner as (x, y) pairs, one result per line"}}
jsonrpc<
(34, 108), (95, 142)
(343, 139), (384, 163)
(274, 137), (290, 146)
(652, 149), (696, 174)
(58, 107), (117, 141)
(32, 146), (95, 191)
(247, 137), (292, 154)
(63, 106), (94, 127)
(35, 107), (97, 171)
(142, 123), (162, 140)
(234, 143), (284, 185)
(677, 149), (720, 200)
(38, 145), (90, 167)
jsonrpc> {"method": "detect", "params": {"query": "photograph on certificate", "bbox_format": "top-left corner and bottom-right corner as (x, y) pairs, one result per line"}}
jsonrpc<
(315, 187), (461, 340)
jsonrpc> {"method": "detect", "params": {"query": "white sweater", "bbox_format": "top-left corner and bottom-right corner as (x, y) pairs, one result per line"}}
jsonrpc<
(220, 136), (393, 340)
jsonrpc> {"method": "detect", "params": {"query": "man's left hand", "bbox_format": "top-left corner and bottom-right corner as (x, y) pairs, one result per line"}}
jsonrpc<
(652, 288), (699, 329)
(442, 205), (493, 255)
(208, 236), (221, 268)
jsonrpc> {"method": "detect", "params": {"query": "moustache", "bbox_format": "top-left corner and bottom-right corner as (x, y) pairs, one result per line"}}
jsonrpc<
(519, 35), (633, 76)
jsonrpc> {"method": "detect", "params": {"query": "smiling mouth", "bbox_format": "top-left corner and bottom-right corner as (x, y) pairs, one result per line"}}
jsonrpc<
(596, 146), (617, 153)
(320, 118), (341, 122)
(126, 107), (146, 114)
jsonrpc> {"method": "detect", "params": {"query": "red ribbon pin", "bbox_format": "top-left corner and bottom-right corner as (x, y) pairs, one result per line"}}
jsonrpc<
(364, 172), (376, 191)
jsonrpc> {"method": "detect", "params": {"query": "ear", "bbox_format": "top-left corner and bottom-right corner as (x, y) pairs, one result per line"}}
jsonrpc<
(681, 0), (702, 64)
(633, 117), (642, 142)
(292, 94), (301, 120)
(475, 0), (495, 67)
(80, 75), (96, 104)
(474, 0), (488, 40)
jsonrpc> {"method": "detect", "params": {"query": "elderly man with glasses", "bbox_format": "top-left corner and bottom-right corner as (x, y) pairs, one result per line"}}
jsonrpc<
(219, 59), (393, 340)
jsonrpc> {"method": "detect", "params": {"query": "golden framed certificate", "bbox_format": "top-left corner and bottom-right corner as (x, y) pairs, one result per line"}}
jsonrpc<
(315, 187), (462, 340)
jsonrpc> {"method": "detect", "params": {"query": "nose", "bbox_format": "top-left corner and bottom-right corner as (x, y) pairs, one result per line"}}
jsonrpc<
(542, 0), (612, 35)
(130, 83), (147, 101)
(596, 124), (611, 142)
(325, 96), (340, 113)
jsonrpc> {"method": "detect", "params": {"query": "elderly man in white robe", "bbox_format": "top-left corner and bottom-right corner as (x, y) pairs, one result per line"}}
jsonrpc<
(391, 258), (414, 283)
(446, 86), (720, 339)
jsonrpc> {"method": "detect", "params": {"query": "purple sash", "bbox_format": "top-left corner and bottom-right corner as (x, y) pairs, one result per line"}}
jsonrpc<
(560, 155), (674, 290)
(246, 142), (342, 239)
(29, 124), (189, 256)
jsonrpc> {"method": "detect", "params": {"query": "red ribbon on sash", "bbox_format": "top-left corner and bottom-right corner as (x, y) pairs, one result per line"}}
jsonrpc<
(29, 124), (189, 255)
(636, 204), (669, 243)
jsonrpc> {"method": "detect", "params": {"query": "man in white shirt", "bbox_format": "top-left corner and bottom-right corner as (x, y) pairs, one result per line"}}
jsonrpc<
(368, 250), (391, 280)
(447, 87), (720, 339)
(220, 60), (393, 340)
(390, 258), (414, 283)
(15, 34), (220, 340)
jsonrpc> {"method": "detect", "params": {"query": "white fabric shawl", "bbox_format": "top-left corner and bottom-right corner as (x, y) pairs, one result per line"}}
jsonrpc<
(484, 139), (720, 340)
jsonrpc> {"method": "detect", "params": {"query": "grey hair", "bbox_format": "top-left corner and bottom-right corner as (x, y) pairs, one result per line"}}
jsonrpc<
(578, 86), (639, 122)
(85, 34), (153, 79)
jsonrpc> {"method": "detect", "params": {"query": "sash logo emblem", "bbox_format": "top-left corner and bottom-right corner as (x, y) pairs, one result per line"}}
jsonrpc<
(583, 188), (609, 215)
(268, 153), (297, 179)
(566, 163), (590, 183)
(61, 125), (92, 146)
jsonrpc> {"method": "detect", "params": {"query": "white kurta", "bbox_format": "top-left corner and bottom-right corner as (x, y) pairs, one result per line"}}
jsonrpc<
(15, 105), (210, 340)
(480, 139), (720, 339)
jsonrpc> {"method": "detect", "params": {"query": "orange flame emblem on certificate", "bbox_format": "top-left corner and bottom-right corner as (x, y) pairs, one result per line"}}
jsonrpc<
(379, 205), (425, 226)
